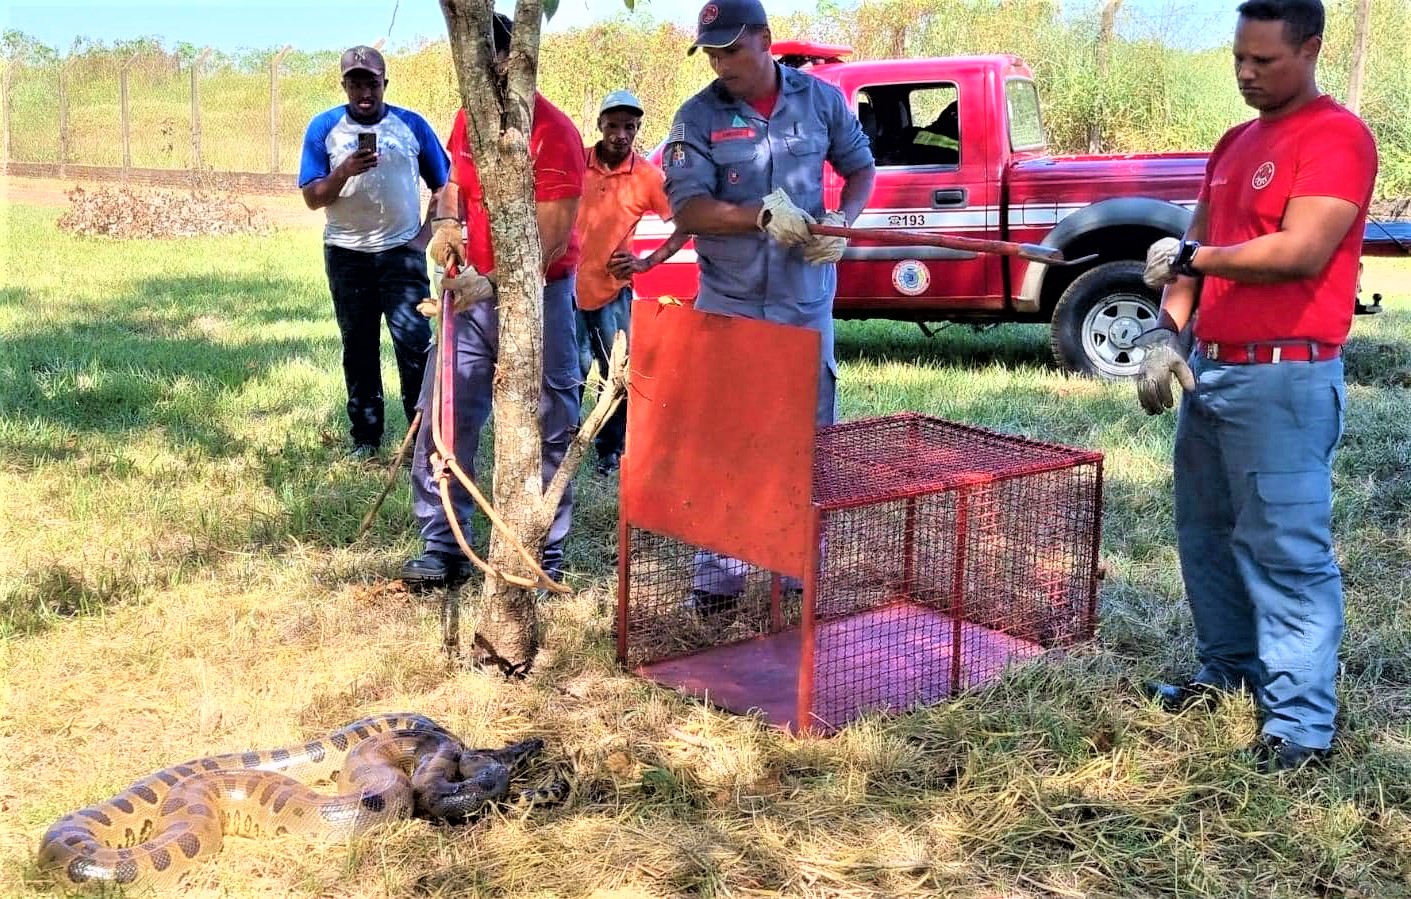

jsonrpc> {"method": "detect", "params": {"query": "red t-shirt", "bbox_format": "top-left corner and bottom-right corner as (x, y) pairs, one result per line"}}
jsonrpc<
(446, 94), (585, 282)
(749, 92), (778, 119)
(1194, 95), (1377, 346)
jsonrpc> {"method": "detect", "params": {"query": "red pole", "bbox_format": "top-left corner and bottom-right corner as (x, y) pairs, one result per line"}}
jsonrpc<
(616, 512), (631, 665)
(795, 506), (822, 733)
(1085, 460), (1105, 640)
(807, 223), (1067, 265)
(438, 263), (459, 460)
(949, 488), (970, 693)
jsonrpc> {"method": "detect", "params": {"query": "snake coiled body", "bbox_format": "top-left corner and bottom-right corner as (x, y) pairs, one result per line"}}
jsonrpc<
(37, 713), (563, 892)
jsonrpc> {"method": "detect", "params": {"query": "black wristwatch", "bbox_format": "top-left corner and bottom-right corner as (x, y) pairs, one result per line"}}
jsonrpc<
(1171, 239), (1202, 278)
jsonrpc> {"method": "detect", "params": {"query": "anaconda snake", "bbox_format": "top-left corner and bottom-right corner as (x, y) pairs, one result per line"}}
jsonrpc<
(37, 713), (565, 892)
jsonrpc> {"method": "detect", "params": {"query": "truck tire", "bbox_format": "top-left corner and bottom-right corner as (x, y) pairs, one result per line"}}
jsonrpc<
(1049, 260), (1186, 379)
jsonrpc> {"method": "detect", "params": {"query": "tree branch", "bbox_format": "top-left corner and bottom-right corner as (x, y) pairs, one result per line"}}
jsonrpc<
(543, 330), (628, 513)
(505, 0), (543, 133)
(439, 0), (502, 151)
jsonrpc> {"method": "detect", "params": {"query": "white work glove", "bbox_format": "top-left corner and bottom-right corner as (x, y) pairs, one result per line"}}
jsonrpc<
(1143, 237), (1182, 289)
(1133, 327), (1196, 415)
(756, 188), (815, 247)
(440, 265), (495, 313)
(427, 218), (465, 268)
(803, 211), (848, 264)
(417, 265), (495, 318)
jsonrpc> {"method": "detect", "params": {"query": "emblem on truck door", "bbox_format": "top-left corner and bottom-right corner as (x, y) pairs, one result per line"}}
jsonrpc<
(892, 260), (931, 296)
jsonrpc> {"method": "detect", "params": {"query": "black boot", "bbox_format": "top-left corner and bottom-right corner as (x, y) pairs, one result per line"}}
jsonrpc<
(399, 551), (472, 587)
(1249, 734), (1331, 773)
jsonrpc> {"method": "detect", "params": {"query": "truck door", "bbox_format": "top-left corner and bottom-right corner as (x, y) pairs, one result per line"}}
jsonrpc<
(831, 77), (1000, 315)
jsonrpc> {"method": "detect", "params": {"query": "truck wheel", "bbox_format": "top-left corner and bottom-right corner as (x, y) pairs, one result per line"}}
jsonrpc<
(1049, 260), (1180, 379)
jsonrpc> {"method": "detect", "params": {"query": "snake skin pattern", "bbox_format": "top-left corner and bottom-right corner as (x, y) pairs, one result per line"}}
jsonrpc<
(37, 713), (566, 891)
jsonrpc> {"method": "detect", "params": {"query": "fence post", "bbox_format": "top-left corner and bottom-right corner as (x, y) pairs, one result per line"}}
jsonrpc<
(1, 59), (11, 170)
(58, 61), (69, 175)
(190, 48), (211, 176)
(269, 45), (291, 173)
(120, 52), (139, 172)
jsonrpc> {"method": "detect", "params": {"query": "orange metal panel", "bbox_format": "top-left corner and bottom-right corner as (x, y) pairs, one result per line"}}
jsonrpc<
(623, 301), (819, 580)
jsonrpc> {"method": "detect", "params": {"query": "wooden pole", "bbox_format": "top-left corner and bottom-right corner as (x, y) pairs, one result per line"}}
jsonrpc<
(1089, 0), (1124, 153)
(1345, 0), (1374, 114)
(1, 60), (11, 169)
(269, 45), (291, 173)
(58, 62), (69, 173)
(190, 48), (212, 174)
(120, 52), (140, 171)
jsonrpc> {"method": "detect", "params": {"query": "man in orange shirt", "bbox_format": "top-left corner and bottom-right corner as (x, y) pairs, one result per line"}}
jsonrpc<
(575, 90), (689, 475)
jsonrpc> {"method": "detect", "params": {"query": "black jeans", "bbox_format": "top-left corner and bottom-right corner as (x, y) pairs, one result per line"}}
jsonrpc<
(323, 243), (432, 446)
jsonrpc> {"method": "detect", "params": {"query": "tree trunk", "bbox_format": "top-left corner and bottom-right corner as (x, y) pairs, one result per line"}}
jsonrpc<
(1088, 0), (1123, 153)
(1345, 0), (1374, 114)
(441, 0), (549, 676)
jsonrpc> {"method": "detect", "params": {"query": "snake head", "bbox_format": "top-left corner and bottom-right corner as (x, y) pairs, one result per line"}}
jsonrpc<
(494, 738), (546, 771)
(417, 759), (510, 824)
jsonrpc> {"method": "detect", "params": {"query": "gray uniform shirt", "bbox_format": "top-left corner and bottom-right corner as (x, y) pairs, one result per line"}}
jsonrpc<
(663, 63), (873, 422)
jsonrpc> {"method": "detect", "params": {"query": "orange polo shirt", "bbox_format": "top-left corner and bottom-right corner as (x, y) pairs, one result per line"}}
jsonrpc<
(574, 146), (673, 311)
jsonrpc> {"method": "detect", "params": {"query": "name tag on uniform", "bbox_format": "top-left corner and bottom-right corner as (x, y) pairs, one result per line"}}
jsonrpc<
(710, 127), (755, 142)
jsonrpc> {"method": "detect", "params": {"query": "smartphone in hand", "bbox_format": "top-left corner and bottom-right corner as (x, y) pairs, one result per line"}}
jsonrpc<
(357, 131), (377, 154)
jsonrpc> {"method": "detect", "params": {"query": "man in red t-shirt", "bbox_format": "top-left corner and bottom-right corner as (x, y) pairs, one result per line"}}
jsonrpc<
(1134, 0), (1377, 772)
(401, 13), (586, 588)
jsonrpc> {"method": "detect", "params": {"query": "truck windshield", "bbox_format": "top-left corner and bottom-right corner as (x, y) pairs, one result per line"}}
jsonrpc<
(1006, 79), (1046, 151)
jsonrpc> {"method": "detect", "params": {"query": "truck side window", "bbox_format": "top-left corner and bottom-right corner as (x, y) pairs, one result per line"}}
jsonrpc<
(856, 82), (959, 168)
(1005, 79), (1046, 151)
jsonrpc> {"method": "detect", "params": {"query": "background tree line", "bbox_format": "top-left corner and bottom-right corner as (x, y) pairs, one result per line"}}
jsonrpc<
(3, 0), (1407, 197)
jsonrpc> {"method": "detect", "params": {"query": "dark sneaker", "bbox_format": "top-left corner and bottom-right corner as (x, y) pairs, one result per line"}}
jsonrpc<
(399, 551), (473, 587)
(683, 590), (739, 618)
(1140, 680), (1229, 713)
(350, 443), (380, 462)
(1249, 734), (1331, 773)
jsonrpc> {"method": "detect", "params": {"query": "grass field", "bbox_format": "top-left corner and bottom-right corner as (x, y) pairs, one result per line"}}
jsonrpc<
(2, 200), (1411, 897)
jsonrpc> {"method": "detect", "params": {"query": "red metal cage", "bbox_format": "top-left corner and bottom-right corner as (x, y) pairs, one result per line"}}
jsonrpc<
(618, 412), (1104, 733)
(617, 305), (1103, 733)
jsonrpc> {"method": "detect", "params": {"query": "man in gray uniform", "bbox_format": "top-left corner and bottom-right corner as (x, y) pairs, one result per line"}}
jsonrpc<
(664, 0), (877, 610)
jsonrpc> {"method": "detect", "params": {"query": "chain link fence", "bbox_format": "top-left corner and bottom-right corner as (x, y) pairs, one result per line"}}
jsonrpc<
(0, 35), (698, 194)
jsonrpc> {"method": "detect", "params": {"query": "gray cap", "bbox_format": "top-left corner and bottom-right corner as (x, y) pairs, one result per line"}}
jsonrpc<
(340, 45), (385, 77)
(599, 89), (645, 116)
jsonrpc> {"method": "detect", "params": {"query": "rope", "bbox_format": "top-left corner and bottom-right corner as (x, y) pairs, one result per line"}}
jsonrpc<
(428, 262), (569, 594)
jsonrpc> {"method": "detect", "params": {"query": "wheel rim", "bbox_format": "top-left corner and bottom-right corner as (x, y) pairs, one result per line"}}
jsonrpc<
(1079, 293), (1160, 378)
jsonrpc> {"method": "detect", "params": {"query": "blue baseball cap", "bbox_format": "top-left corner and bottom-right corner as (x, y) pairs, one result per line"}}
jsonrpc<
(599, 89), (645, 116)
(688, 0), (769, 56)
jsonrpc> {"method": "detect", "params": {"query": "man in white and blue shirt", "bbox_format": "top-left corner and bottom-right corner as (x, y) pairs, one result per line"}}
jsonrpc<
(299, 46), (449, 459)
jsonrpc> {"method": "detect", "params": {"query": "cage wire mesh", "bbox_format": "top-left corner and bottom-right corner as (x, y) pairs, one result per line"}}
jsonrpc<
(623, 413), (1103, 732)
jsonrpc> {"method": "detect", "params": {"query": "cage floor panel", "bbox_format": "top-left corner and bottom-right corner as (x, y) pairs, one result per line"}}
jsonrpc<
(635, 600), (1046, 732)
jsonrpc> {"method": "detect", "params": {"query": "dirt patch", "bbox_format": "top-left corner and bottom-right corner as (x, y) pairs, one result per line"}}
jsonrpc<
(58, 184), (276, 239)
(5, 175), (323, 230)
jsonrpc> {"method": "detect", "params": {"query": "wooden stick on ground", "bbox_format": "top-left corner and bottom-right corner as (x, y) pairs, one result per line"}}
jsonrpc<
(355, 410), (422, 541)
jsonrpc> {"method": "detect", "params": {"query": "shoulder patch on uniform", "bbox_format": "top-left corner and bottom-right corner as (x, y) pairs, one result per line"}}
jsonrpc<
(667, 122), (686, 145)
(667, 143), (690, 169)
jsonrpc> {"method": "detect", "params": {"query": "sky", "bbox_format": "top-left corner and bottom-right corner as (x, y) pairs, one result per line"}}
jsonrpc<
(5, 0), (1239, 54)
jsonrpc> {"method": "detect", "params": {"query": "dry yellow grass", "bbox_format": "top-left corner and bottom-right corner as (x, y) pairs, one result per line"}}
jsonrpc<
(3, 204), (1411, 897)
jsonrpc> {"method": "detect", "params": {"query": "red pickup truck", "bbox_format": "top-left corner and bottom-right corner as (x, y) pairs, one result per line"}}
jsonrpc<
(632, 43), (1409, 379)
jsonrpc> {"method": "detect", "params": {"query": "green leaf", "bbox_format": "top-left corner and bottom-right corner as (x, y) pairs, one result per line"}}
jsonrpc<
(624, 0), (635, 9)
(543, 0), (558, 20)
